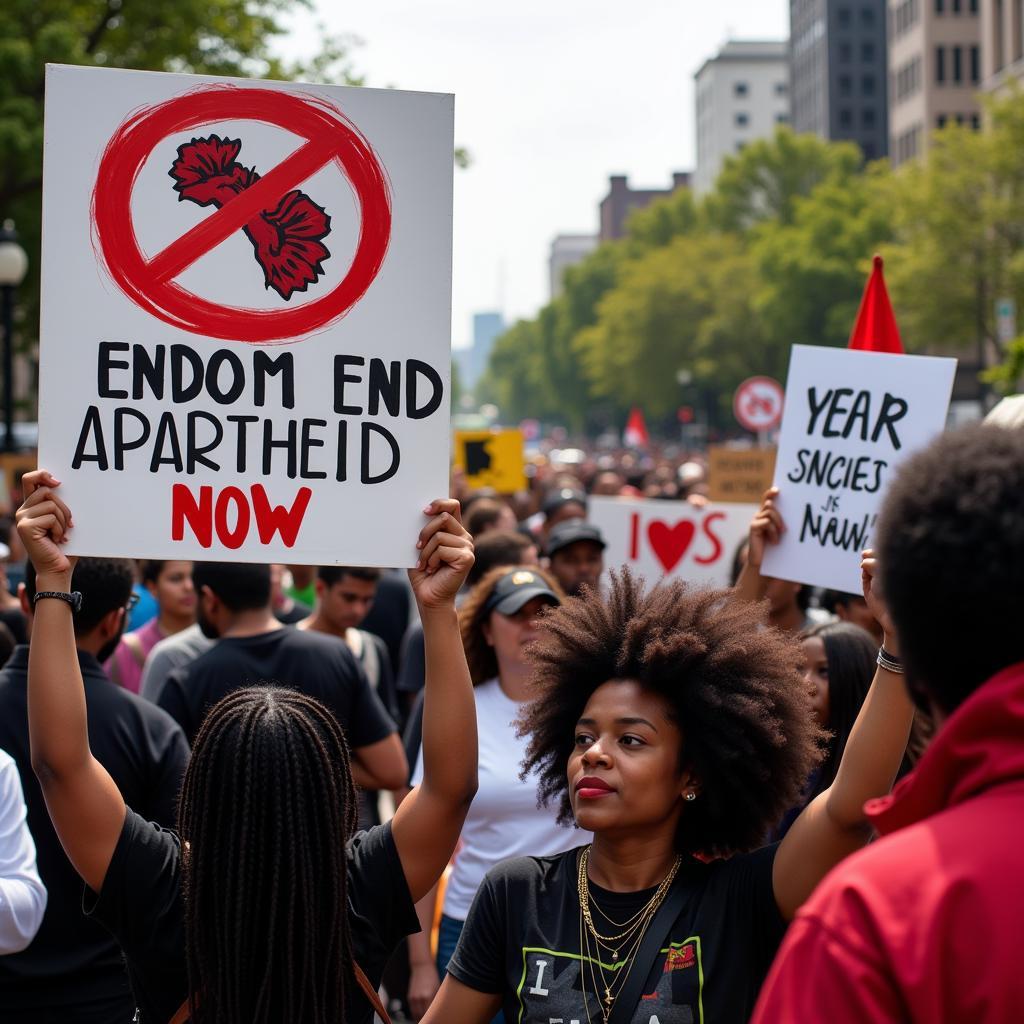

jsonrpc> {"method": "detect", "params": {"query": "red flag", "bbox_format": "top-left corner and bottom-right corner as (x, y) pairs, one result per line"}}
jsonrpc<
(623, 407), (650, 449)
(848, 255), (904, 353)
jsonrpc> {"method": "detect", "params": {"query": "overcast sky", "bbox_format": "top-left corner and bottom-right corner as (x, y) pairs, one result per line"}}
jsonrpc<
(279, 2), (789, 348)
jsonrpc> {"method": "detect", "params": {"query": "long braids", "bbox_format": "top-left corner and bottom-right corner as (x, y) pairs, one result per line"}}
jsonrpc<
(178, 686), (359, 1023)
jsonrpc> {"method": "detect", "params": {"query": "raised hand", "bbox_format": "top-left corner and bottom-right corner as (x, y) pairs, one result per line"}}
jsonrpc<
(409, 499), (474, 611)
(15, 471), (76, 581)
(747, 486), (784, 569)
(860, 549), (897, 650)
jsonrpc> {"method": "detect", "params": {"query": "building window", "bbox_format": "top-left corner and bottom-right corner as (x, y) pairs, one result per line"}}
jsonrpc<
(863, 141), (877, 159)
(734, 81), (749, 96)
(863, 73), (876, 95)
(838, 6), (852, 27)
(969, 0), (978, 10)
(952, 0), (961, 11)
(776, 112), (790, 123)
(936, 46), (946, 83)
(935, 0), (944, 11)
(862, 42), (876, 63)
(840, 41), (853, 63)
(736, 141), (747, 153)
(863, 108), (876, 128)
(839, 107), (853, 128)
(971, 45), (980, 83)
(735, 112), (750, 127)
(862, 5), (875, 24)
(840, 73), (853, 96)
(937, 114), (948, 128)
(953, 45), (963, 82)
(775, 81), (788, 95)
(971, 113), (981, 130)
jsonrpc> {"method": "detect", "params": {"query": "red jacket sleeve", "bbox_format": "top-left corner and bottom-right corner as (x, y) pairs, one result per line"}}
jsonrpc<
(752, 915), (906, 1023)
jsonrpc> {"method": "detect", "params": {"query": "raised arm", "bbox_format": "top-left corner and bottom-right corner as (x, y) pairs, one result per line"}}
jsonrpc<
(733, 487), (780, 606)
(391, 499), (478, 903)
(16, 471), (125, 894)
(772, 550), (914, 919)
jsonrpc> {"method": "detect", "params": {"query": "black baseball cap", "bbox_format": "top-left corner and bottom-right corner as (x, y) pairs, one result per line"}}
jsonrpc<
(545, 520), (607, 558)
(483, 569), (561, 616)
(541, 487), (588, 518)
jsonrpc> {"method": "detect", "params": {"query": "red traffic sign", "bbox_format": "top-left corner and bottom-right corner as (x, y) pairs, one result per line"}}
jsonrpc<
(733, 376), (784, 433)
(92, 86), (391, 343)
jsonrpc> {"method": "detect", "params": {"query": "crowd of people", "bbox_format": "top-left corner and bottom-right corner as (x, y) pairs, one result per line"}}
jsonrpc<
(0, 418), (1021, 1023)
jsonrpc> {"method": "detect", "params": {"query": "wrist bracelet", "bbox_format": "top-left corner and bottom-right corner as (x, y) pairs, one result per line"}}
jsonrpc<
(877, 646), (903, 674)
(33, 590), (83, 614)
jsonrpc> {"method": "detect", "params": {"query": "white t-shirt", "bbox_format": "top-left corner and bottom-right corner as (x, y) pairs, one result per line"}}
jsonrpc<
(413, 678), (585, 921)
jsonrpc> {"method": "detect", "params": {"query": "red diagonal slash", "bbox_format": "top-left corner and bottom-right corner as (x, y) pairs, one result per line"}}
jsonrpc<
(146, 134), (337, 285)
(92, 85), (392, 343)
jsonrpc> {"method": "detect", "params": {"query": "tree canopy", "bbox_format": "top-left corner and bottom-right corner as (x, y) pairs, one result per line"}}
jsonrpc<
(479, 101), (1024, 434)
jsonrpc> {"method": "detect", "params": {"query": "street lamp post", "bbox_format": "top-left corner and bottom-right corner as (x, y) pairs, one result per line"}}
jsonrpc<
(0, 221), (29, 453)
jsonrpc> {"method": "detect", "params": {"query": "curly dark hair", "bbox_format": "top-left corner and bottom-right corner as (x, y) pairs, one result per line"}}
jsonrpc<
(518, 570), (823, 857)
(459, 564), (565, 685)
(878, 422), (1024, 715)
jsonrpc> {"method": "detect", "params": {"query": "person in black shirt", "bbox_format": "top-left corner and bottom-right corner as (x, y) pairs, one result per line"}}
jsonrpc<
(421, 491), (917, 1024)
(17, 472), (478, 1024)
(158, 560), (407, 793)
(0, 557), (189, 1024)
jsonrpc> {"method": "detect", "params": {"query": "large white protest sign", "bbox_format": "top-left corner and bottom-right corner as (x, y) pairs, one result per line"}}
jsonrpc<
(761, 345), (956, 593)
(38, 65), (453, 566)
(590, 496), (757, 589)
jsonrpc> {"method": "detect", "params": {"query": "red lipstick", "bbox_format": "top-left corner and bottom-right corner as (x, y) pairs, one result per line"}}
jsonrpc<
(575, 776), (615, 799)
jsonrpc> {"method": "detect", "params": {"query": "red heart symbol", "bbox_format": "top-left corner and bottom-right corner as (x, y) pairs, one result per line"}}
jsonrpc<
(647, 519), (696, 573)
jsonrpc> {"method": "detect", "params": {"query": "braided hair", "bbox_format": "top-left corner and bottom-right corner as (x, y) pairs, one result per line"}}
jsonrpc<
(178, 686), (359, 1023)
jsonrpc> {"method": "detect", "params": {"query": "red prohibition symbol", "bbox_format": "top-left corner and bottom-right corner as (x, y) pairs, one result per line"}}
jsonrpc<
(92, 86), (392, 343)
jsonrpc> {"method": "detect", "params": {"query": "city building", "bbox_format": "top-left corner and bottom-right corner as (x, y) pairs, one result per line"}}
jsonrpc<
(790, 0), (890, 160)
(454, 311), (506, 391)
(888, 0), (981, 167)
(598, 172), (691, 242)
(693, 40), (791, 195)
(549, 234), (599, 299)
(980, 0), (1024, 90)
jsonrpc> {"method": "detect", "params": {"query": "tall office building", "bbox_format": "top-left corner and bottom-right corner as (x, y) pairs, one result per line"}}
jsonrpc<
(980, 0), (1024, 89)
(693, 40), (791, 195)
(790, 0), (890, 159)
(549, 234), (599, 299)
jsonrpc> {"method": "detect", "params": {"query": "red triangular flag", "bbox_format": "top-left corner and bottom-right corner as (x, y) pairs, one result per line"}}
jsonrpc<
(623, 407), (650, 449)
(848, 255), (904, 353)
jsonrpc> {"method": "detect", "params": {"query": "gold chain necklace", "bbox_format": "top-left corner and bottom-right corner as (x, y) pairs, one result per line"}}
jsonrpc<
(576, 846), (682, 1022)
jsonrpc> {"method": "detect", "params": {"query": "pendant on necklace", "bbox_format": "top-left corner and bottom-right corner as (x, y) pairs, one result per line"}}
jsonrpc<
(612, 949), (619, 961)
(604, 987), (613, 1009)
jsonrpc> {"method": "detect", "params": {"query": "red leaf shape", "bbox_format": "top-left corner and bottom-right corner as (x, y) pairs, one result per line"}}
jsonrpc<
(167, 134), (332, 300)
(244, 190), (332, 301)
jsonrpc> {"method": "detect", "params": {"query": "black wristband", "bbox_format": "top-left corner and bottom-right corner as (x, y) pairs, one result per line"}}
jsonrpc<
(33, 590), (83, 614)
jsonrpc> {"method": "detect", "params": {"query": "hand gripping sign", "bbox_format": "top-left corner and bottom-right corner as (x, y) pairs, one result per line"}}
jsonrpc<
(92, 85), (392, 343)
(39, 65), (454, 567)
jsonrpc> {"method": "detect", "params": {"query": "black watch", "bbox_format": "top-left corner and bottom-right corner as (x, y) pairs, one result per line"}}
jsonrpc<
(33, 590), (83, 613)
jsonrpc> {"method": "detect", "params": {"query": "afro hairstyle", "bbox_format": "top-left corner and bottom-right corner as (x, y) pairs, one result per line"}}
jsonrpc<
(518, 569), (823, 858)
(877, 422), (1024, 715)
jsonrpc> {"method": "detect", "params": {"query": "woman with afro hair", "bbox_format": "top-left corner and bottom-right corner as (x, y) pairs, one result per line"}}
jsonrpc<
(420, 489), (916, 1024)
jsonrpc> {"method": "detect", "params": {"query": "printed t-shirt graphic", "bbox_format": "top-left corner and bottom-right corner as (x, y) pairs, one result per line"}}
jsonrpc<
(517, 939), (703, 1023)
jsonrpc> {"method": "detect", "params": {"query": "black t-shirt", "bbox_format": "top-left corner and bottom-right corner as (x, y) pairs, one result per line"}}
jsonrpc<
(86, 808), (420, 1023)
(359, 570), (411, 673)
(449, 845), (786, 1024)
(0, 647), (189, 1020)
(158, 627), (396, 746)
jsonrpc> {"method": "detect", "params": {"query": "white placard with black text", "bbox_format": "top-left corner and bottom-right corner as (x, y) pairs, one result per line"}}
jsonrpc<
(760, 345), (956, 593)
(38, 64), (454, 565)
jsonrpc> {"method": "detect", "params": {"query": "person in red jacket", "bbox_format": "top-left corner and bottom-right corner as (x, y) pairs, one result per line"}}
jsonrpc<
(753, 422), (1024, 1023)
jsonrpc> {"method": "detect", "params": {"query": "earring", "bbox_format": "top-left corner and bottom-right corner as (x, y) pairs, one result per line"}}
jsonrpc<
(684, 791), (696, 802)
